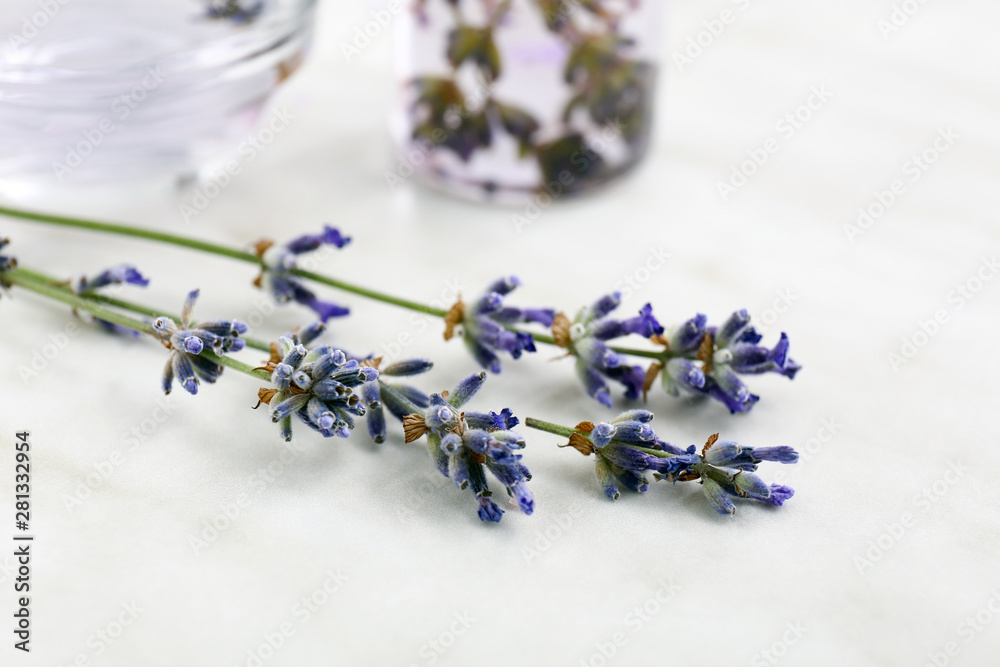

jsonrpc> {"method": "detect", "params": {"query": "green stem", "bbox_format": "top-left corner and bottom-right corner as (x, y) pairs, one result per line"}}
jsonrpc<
(4, 269), (270, 381)
(630, 445), (674, 459)
(291, 268), (448, 318)
(0, 205), (662, 360)
(0, 205), (259, 264)
(608, 345), (663, 360)
(11, 266), (271, 353)
(524, 419), (678, 458)
(524, 417), (583, 439)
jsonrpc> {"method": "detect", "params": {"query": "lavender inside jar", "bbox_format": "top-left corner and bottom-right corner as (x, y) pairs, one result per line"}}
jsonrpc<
(391, 0), (664, 204)
(0, 0), (315, 195)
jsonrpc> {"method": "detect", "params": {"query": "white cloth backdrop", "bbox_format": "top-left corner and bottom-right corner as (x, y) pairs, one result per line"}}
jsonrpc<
(1, 1), (998, 665)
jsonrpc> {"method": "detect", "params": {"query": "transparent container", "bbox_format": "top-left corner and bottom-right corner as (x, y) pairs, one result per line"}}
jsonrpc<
(391, 0), (664, 203)
(0, 0), (316, 193)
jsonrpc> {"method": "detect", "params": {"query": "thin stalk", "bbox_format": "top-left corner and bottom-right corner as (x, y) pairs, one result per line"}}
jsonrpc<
(0, 205), (662, 359)
(0, 205), (259, 264)
(11, 266), (271, 353)
(291, 268), (448, 318)
(4, 269), (270, 381)
(525, 420), (678, 459)
(524, 418), (583, 439)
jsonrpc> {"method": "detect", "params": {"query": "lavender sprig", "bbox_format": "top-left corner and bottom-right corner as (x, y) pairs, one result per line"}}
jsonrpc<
(0, 237), (16, 295)
(402, 371), (533, 523)
(359, 357), (434, 444)
(4, 258), (803, 524)
(444, 276), (555, 373)
(0, 208), (803, 414)
(256, 335), (377, 442)
(152, 290), (248, 395)
(528, 412), (798, 516)
(72, 265), (150, 336)
(253, 226), (352, 322)
(644, 309), (801, 413)
(551, 292), (663, 407)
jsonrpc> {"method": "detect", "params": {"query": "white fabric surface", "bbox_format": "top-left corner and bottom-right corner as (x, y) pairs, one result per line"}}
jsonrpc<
(2, 1), (999, 665)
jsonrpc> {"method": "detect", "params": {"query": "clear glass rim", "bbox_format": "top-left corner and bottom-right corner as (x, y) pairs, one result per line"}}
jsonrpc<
(0, 0), (317, 82)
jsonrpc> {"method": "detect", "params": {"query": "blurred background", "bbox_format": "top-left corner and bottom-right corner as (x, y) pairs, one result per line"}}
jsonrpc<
(1, 1), (999, 666)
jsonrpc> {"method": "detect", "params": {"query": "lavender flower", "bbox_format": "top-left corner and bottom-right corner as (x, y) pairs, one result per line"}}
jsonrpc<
(557, 411), (798, 515)
(262, 322), (433, 444)
(402, 371), (533, 523)
(152, 290), (248, 395)
(552, 293), (664, 407)
(0, 237), (17, 272)
(72, 265), (150, 336)
(276, 321), (328, 349)
(253, 226), (351, 322)
(258, 336), (378, 441)
(559, 410), (682, 499)
(0, 237), (15, 294)
(647, 309), (800, 413)
(444, 276), (555, 373)
(654, 433), (799, 516)
(357, 357), (434, 444)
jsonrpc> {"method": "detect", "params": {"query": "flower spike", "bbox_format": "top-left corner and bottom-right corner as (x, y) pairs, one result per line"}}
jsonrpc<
(152, 289), (248, 395)
(554, 292), (664, 406)
(0, 237), (17, 295)
(72, 264), (151, 336)
(649, 309), (801, 413)
(403, 372), (533, 522)
(254, 225), (352, 322)
(532, 411), (798, 516)
(445, 276), (555, 373)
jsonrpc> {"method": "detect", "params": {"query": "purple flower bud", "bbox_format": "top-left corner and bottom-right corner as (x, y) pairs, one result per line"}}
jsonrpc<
(447, 371), (487, 408)
(477, 495), (504, 523)
(456, 277), (554, 373)
(702, 478), (736, 515)
(765, 484), (795, 506)
(716, 309), (751, 348)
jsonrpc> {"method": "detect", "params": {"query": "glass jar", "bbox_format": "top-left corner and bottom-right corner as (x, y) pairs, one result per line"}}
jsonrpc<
(0, 0), (316, 193)
(390, 0), (664, 203)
